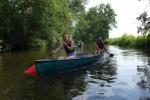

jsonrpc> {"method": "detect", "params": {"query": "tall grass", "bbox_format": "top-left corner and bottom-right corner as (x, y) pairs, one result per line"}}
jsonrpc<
(107, 34), (150, 49)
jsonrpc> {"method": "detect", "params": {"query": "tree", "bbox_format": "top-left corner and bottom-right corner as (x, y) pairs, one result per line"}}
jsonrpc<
(137, 0), (150, 35)
(1, 0), (107, 51)
(0, 0), (49, 50)
(0, 0), (75, 50)
(44, 0), (73, 47)
(73, 3), (117, 42)
(69, 0), (87, 16)
(137, 12), (150, 34)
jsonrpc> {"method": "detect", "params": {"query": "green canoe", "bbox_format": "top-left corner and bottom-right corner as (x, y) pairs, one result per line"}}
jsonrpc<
(35, 52), (105, 76)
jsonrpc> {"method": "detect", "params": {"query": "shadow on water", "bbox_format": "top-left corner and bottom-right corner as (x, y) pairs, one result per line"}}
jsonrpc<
(21, 59), (117, 100)
(0, 56), (117, 100)
(0, 45), (150, 100)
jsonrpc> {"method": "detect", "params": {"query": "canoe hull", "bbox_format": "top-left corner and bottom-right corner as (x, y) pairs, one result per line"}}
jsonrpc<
(35, 53), (104, 76)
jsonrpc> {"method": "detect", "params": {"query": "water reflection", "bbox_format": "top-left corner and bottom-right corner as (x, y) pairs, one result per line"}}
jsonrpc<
(0, 45), (150, 100)
(4, 57), (115, 100)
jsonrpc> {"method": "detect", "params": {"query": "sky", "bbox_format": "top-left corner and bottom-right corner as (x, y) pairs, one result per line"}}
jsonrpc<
(86, 0), (150, 38)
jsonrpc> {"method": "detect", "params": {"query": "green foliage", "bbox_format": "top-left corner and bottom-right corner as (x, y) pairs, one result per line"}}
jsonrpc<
(117, 34), (136, 47)
(45, 0), (73, 47)
(0, 0), (116, 51)
(107, 34), (150, 49)
(0, 0), (49, 50)
(69, 0), (87, 15)
(0, 0), (78, 50)
(147, 34), (150, 48)
(45, 0), (88, 47)
(73, 3), (117, 43)
(137, 0), (150, 35)
(137, 12), (150, 34)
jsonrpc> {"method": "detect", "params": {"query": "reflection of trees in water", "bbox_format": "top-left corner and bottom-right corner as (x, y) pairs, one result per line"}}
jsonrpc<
(0, 59), (117, 100)
(137, 65), (150, 90)
(136, 49), (150, 94)
(137, 65), (150, 100)
(0, 70), (87, 100)
(139, 97), (150, 100)
(141, 50), (150, 65)
(31, 60), (117, 100)
(87, 60), (117, 83)
(24, 70), (88, 100)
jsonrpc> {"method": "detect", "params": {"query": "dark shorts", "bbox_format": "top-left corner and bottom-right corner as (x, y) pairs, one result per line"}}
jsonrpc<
(67, 52), (76, 56)
(98, 46), (104, 49)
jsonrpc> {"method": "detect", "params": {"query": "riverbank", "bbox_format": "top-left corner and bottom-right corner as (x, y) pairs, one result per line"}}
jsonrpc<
(107, 34), (150, 49)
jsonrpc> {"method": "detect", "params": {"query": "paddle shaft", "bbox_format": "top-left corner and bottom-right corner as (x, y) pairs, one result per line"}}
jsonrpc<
(45, 52), (54, 59)
(104, 47), (114, 57)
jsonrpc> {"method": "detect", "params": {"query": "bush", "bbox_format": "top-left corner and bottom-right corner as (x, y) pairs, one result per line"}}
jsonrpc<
(107, 34), (150, 49)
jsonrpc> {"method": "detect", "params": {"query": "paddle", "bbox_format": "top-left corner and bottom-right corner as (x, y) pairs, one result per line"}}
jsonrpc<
(104, 47), (114, 57)
(24, 52), (54, 77)
(105, 50), (114, 57)
(45, 52), (54, 59)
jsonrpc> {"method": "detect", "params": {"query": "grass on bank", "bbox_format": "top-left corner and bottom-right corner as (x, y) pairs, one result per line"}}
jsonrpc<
(107, 34), (150, 49)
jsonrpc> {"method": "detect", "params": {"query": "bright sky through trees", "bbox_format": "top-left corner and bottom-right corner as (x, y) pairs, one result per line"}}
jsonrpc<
(86, 0), (150, 38)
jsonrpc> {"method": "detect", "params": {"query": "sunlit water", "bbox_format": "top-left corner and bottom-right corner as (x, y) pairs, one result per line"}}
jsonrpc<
(0, 46), (150, 100)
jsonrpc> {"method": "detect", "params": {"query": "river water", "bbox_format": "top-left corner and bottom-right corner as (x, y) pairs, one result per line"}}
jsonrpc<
(0, 46), (150, 100)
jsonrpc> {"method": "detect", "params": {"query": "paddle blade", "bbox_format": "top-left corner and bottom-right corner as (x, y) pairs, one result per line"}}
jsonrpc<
(109, 54), (114, 57)
(24, 64), (38, 77)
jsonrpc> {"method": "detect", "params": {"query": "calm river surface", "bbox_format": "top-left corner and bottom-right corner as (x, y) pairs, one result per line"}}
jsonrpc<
(0, 45), (150, 100)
